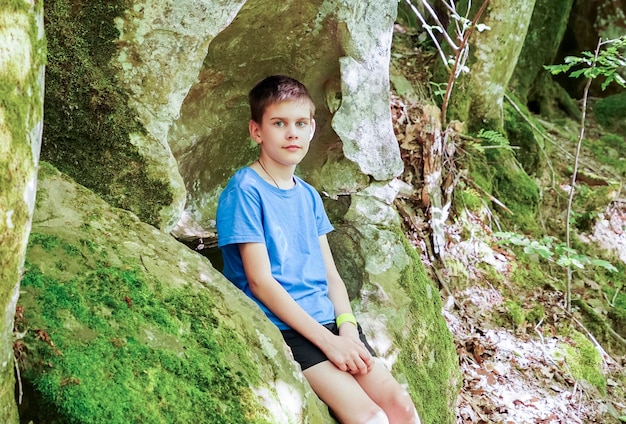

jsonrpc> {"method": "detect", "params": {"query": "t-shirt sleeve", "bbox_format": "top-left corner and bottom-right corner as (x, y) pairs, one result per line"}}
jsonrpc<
(312, 189), (334, 236)
(217, 185), (266, 247)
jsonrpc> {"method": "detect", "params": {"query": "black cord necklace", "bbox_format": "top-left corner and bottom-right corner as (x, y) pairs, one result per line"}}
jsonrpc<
(257, 159), (280, 188)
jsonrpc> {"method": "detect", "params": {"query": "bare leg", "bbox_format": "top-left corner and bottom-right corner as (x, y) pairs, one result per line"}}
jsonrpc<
(303, 361), (390, 424)
(353, 362), (421, 424)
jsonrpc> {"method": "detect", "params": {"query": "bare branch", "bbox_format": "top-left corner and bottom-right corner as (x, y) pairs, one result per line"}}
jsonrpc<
(404, 0), (451, 70)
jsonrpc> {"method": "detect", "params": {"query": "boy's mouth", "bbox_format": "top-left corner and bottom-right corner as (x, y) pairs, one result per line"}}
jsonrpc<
(284, 145), (301, 151)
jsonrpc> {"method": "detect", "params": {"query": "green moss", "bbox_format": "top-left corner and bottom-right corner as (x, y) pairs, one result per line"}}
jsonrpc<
(561, 330), (606, 394)
(510, 254), (554, 289)
(501, 298), (545, 329)
(492, 167), (540, 231)
(28, 233), (60, 252)
(603, 263), (626, 310)
(463, 127), (540, 232)
(454, 185), (483, 212)
(396, 235), (459, 424)
(17, 259), (265, 423)
(526, 303), (545, 324)
(41, 0), (172, 226)
(594, 92), (626, 136)
(568, 183), (616, 231)
(474, 144), (540, 232)
(505, 301), (526, 328)
(0, 5), (46, 420)
(584, 133), (626, 177)
(467, 151), (493, 194)
(504, 101), (541, 175)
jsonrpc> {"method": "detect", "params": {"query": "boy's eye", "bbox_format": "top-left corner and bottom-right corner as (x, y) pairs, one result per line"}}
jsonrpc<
(273, 121), (285, 127)
(296, 121), (306, 128)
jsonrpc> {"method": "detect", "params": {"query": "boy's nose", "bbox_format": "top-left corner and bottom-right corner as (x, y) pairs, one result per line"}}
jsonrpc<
(286, 125), (298, 139)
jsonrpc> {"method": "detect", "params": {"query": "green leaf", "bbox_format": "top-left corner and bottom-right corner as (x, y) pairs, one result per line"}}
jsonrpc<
(557, 256), (571, 267)
(563, 56), (581, 64)
(555, 245), (577, 256)
(494, 231), (528, 246)
(571, 254), (591, 265)
(524, 241), (553, 259)
(544, 64), (570, 75)
(590, 259), (618, 272)
(601, 77), (614, 91)
(570, 257), (585, 269)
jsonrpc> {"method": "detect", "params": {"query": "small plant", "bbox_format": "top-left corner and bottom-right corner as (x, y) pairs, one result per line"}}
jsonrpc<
(545, 37), (626, 90)
(494, 231), (618, 273)
(472, 129), (514, 153)
(544, 35), (626, 311)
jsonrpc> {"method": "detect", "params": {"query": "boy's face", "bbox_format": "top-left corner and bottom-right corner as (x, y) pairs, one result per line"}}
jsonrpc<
(249, 100), (315, 169)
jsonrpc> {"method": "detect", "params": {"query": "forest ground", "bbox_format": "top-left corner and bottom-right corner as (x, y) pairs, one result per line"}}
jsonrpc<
(390, 24), (626, 424)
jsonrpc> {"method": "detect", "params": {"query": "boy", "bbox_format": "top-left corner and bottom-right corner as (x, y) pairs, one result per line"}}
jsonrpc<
(216, 75), (420, 424)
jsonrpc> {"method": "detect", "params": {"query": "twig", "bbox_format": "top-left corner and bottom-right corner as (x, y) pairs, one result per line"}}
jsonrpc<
(565, 39), (603, 313)
(611, 399), (626, 409)
(610, 286), (620, 307)
(571, 380), (578, 401)
(418, 0), (458, 49)
(606, 325), (626, 348)
(533, 318), (561, 368)
(403, 0), (450, 68)
(463, 176), (514, 214)
(14, 357), (23, 405)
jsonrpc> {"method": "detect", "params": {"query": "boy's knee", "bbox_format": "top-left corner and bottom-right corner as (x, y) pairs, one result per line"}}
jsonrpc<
(388, 389), (420, 424)
(356, 407), (388, 424)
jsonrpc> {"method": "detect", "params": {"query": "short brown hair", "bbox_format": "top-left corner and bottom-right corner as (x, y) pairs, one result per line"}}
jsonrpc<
(248, 75), (315, 123)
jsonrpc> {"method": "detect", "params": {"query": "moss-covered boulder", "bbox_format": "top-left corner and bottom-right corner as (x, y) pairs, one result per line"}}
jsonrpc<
(17, 163), (330, 423)
(42, 0), (215, 231)
(1, 1), (45, 422)
(327, 185), (461, 424)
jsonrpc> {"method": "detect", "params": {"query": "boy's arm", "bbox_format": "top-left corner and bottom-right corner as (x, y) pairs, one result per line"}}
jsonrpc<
(239, 242), (373, 374)
(319, 235), (363, 341)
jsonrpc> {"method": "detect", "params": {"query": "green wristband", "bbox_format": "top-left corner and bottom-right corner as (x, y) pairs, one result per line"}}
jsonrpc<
(336, 313), (357, 328)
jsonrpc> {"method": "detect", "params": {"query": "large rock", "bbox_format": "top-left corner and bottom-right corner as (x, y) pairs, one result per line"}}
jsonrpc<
(327, 183), (460, 424)
(35, 1), (460, 422)
(168, 0), (402, 229)
(0, 1), (45, 422)
(17, 163), (330, 423)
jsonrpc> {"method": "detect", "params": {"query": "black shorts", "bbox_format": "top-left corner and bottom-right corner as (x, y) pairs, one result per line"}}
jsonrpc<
(280, 322), (377, 370)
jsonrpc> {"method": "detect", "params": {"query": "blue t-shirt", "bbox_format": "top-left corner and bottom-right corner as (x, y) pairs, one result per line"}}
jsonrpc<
(216, 167), (335, 330)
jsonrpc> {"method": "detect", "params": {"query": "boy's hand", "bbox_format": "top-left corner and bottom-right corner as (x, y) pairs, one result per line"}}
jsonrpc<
(338, 322), (360, 340)
(323, 332), (373, 375)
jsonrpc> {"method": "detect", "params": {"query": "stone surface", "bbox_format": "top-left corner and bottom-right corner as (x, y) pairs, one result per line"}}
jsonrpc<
(29, 1), (461, 422)
(0, 1), (45, 422)
(328, 186), (461, 423)
(112, 0), (249, 230)
(168, 0), (402, 230)
(18, 163), (330, 423)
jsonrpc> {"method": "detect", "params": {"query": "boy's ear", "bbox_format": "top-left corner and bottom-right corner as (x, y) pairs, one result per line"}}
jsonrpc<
(309, 118), (316, 142)
(249, 120), (262, 144)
